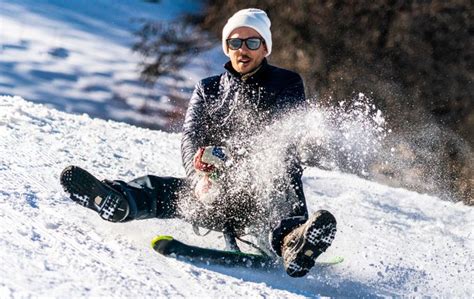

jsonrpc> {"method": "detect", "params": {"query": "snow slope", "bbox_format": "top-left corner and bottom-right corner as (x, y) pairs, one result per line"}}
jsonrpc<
(0, 0), (224, 129)
(0, 96), (472, 298)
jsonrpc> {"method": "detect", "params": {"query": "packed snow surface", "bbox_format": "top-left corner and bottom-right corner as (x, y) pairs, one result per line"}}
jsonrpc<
(0, 0), (223, 128)
(0, 96), (472, 298)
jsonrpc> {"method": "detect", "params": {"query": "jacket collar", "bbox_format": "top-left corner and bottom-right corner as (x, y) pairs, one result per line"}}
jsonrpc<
(224, 58), (269, 82)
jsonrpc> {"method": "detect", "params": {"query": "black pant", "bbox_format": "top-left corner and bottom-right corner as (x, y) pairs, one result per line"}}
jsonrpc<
(117, 172), (309, 255)
(115, 175), (185, 219)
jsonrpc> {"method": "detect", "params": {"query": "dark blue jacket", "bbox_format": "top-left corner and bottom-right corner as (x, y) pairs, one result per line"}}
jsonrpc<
(181, 59), (306, 187)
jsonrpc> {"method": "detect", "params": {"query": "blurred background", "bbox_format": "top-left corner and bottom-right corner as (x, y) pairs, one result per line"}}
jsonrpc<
(0, 0), (472, 204)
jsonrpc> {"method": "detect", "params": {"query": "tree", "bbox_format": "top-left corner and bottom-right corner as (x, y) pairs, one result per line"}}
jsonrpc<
(133, 0), (473, 203)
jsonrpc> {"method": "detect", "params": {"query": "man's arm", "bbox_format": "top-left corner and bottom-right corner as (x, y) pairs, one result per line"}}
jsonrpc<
(280, 73), (326, 168)
(276, 72), (324, 169)
(277, 72), (307, 112)
(181, 81), (209, 187)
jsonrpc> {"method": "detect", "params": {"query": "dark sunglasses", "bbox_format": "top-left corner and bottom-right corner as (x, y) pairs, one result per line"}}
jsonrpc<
(226, 37), (264, 50)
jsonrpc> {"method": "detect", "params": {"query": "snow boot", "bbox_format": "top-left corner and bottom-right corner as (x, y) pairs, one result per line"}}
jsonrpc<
(60, 166), (130, 222)
(281, 210), (337, 277)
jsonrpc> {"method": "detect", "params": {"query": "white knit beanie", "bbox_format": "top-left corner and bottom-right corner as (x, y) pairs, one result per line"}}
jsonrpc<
(222, 8), (272, 57)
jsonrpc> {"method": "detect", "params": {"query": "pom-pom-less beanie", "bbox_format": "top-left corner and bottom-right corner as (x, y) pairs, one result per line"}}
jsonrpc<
(222, 8), (272, 57)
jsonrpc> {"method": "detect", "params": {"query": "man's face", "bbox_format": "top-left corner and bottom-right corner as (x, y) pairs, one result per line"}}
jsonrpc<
(227, 27), (267, 74)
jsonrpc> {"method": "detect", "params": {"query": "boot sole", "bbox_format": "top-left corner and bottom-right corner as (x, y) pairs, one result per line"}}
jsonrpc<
(285, 210), (337, 277)
(60, 166), (129, 222)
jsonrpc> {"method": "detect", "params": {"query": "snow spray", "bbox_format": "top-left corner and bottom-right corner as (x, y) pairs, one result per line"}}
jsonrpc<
(178, 93), (390, 239)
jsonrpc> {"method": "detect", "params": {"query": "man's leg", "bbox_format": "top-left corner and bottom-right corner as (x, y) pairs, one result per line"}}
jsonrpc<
(269, 172), (309, 255)
(124, 175), (184, 219)
(269, 169), (337, 278)
(60, 166), (185, 222)
(61, 166), (258, 251)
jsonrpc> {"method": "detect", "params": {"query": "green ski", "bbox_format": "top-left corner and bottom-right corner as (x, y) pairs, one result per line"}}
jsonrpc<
(151, 235), (343, 269)
(152, 235), (276, 268)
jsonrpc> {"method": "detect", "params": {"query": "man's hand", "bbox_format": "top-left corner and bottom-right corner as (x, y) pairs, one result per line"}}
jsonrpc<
(193, 146), (230, 203)
(193, 146), (230, 173)
(194, 175), (214, 202)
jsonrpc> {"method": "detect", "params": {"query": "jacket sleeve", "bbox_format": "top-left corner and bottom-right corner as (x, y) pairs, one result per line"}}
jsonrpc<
(181, 81), (209, 187)
(277, 72), (308, 173)
(281, 74), (324, 168)
(277, 72), (307, 113)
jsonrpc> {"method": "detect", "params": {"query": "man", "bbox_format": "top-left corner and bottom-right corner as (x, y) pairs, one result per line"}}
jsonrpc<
(60, 8), (336, 278)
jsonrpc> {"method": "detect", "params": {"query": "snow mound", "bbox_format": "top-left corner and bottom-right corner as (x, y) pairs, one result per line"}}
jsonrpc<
(0, 0), (218, 129)
(0, 96), (472, 297)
